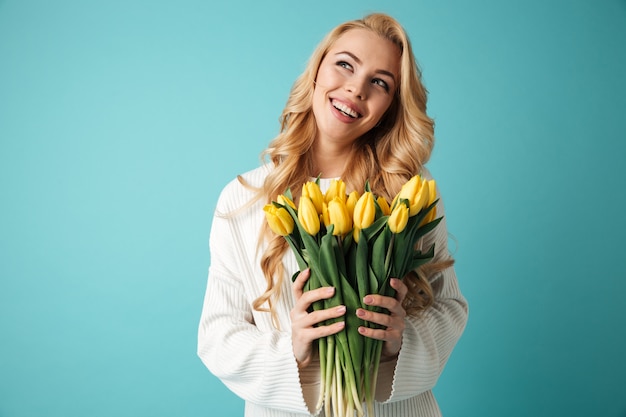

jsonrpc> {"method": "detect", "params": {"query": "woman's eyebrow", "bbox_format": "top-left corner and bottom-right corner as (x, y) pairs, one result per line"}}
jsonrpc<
(335, 51), (396, 82)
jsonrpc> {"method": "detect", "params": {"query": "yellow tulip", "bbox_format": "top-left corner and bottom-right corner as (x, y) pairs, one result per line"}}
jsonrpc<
(353, 191), (376, 229)
(352, 192), (375, 243)
(327, 197), (352, 236)
(346, 191), (359, 219)
(276, 194), (296, 210)
(324, 179), (347, 204)
(377, 196), (391, 216)
(388, 203), (409, 234)
(302, 181), (324, 214)
(397, 175), (430, 216)
(298, 195), (320, 235)
(427, 180), (437, 201)
(263, 204), (294, 236)
(421, 179), (438, 225)
(321, 202), (330, 227)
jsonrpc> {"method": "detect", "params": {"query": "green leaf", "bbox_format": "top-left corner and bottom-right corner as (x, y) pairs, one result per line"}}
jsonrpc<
(341, 275), (364, 375)
(318, 226), (343, 310)
(411, 217), (443, 246)
(283, 202), (321, 266)
(355, 233), (370, 303)
(344, 244), (358, 290)
(286, 236), (308, 271)
(407, 244), (436, 271)
(342, 230), (354, 256)
(390, 230), (412, 277)
(373, 197), (386, 219)
(284, 188), (294, 201)
(330, 228), (348, 281)
(361, 216), (388, 241)
(404, 199), (440, 245)
(304, 268), (325, 313)
(370, 226), (390, 284)
(367, 265), (379, 300)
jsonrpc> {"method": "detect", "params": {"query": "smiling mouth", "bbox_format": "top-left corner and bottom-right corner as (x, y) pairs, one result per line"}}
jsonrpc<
(331, 99), (361, 119)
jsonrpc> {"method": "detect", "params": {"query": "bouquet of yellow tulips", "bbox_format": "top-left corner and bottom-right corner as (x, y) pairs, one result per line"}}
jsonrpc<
(263, 175), (442, 417)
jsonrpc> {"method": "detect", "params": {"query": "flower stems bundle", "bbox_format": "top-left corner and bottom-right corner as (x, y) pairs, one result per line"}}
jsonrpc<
(263, 175), (443, 417)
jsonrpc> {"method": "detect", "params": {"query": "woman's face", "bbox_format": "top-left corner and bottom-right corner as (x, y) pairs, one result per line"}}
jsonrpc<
(312, 28), (401, 148)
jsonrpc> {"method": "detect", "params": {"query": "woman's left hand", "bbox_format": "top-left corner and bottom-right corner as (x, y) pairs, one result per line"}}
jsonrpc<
(356, 278), (408, 360)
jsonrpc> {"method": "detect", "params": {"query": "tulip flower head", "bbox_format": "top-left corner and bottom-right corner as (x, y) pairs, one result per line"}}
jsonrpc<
(353, 191), (376, 242)
(276, 194), (296, 210)
(321, 202), (330, 228)
(302, 181), (324, 214)
(377, 196), (391, 216)
(420, 179), (438, 226)
(353, 192), (376, 229)
(397, 175), (430, 216)
(324, 179), (347, 204)
(298, 195), (321, 235)
(263, 204), (294, 236)
(327, 196), (352, 236)
(346, 191), (359, 219)
(388, 203), (409, 234)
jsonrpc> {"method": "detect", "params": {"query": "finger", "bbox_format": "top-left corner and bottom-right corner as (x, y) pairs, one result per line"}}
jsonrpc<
(356, 307), (396, 328)
(389, 278), (408, 303)
(362, 294), (405, 317)
(298, 305), (346, 328)
(292, 268), (311, 298)
(291, 286), (336, 318)
(357, 323), (404, 355)
(300, 320), (346, 341)
(358, 325), (390, 341)
(298, 286), (335, 307)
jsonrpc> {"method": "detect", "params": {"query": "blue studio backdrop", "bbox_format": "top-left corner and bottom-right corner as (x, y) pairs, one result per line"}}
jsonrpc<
(1, 1), (625, 416)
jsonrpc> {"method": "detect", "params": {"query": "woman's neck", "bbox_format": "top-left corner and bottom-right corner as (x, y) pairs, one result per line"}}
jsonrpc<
(311, 140), (353, 179)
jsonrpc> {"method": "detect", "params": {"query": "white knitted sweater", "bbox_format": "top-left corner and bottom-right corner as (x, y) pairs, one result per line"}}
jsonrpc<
(198, 164), (468, 417)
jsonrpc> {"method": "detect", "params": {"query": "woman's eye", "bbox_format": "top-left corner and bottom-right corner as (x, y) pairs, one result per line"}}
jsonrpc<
(337, 61), (352, 70)
(372, 78), (390, 92)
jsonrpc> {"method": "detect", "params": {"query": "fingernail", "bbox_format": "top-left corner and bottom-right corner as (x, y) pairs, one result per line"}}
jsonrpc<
(356, 309), (366, 318)
(363, 296), (373, 304)
(336, 306), (346, 314)
(326, 287), (335, 295)
(337, 321), (345, 329)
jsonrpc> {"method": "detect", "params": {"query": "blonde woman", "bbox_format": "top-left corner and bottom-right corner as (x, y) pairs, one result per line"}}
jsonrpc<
(198, 13), (468, 417)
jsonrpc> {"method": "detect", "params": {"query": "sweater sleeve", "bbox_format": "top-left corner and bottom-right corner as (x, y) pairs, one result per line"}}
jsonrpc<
(375, 179), (469, 403)
(197, 179), (316, 415)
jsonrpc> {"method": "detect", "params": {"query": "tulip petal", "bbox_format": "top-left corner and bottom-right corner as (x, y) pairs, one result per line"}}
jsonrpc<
(298, 195), (321, 235)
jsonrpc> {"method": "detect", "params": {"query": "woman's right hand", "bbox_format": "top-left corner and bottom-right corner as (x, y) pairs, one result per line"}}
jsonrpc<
(290, 268), (346, 368)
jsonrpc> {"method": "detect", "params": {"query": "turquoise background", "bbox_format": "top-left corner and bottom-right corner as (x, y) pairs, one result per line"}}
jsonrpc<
(1, 0), (625, 416)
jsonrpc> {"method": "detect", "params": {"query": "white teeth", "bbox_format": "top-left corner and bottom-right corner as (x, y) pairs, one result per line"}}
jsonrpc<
(332, 100), (359, 118)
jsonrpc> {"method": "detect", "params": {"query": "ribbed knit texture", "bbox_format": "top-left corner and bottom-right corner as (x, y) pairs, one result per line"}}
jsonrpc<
(198, 165), (468, 417)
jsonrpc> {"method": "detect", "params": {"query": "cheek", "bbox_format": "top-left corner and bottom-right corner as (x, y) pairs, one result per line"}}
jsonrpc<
(311, 87), (327, 122)
(315, 64), (340, 87)
(371, 99), (393, 122)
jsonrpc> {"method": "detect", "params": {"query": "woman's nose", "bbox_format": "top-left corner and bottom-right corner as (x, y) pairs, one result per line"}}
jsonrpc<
(345, 77), (367, 100)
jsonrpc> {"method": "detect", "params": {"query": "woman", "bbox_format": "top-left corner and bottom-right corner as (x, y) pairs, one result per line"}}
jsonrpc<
(198, 13), (468, 417)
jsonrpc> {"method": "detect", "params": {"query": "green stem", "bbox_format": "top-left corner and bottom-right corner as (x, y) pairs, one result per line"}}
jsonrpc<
(325, 335), (335, 416)
(369, 339), (384, 414)
(317, 336), (326, 411)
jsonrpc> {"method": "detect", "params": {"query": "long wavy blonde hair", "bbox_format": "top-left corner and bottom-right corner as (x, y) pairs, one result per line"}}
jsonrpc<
(245, 13), (452, 324)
